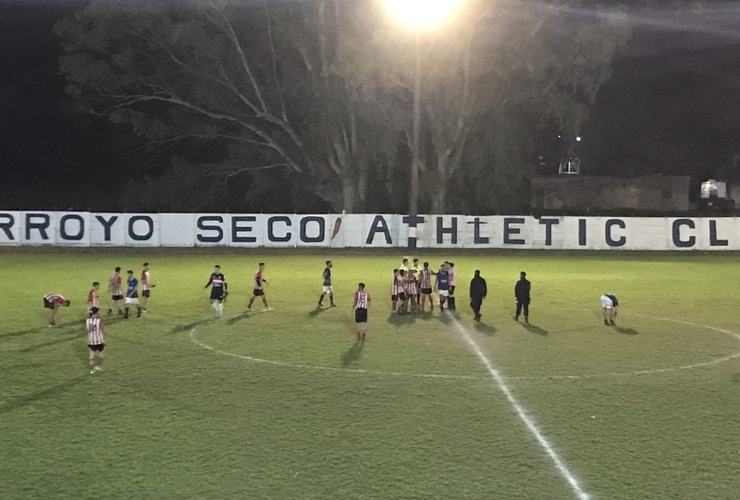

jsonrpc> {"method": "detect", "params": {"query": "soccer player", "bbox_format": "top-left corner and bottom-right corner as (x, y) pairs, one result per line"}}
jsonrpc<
(514, 272), (531, 323)
(140, 262), (153, 313)
(405, 270), (418, 314)
(390, 269), (402, 314)
(124, 270), (142, 319)
(107, 266), (123, 315)
(317, 260), (336, 308)
(600, 293), (618, 326)
(247, 262), (270, 311)
(397, 269), (408, 314)
(434, 263), (450, 312)
(43, 293), (70, 326)
(448, 262), (458, 310)
(469, 270), (488, 322)
(419, 262), (434, 311)
(353, 282), (371, 340)
(86, 307), (106, 374)
(87, 282), (101, 317)
(411, 258), (421, 304)
(204, 264), (228, 318)
(399, 258), (410, 273)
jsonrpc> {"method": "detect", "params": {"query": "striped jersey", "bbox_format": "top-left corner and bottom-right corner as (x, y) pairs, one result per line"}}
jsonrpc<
(86, 317), (105, 345)
(141, 270), (151, 291)
(391, 275), (403, 295)
(419, 269), (432, 289)
(44, 293), (66, 306)
(448, 267), (457, 286)
(354, 290), (371, 309)
(109, 273), (122, 296)
(254, 270), (264, 290)
(405, 274), (418, 294)
(87, 289), (100, 309)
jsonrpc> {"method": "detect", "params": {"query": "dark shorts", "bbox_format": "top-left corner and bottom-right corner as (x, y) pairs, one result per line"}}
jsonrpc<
(355, 308), (368, 323)
(391, 294), (399, 301)
(43, 298), (54, 309)
(112, 295), (123, 301)
(88, 344), (105, 352)
(142, 290), (151, 298)
(210, 289), (224, 301)
(421, 288), (433, 295)
(253, 289), (264, 296)
(398, 292), (406, 301)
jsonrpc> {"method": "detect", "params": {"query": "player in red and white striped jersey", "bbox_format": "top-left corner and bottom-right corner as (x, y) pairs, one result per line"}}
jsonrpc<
(405, 271), (418, 314)
(419, 262), (434, 312)
(353, 283), (371, 340)
(140, 262), (154, 313)
(43, 293), (71, 326)
(87, 282), (101, 317)
(86, 307), (106, 373)
(247, 262), (270, 311)
(108, 267), (123, 316)
(390, 269), (403, 314)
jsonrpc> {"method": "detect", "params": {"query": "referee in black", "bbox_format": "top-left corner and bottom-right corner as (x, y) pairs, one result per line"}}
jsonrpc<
(514, 271), (531, 323)
(469, 270), (487, 322)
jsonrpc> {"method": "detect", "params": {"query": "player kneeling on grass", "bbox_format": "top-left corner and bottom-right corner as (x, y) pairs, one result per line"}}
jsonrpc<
(43, 293), (70, 326)
(205, 264), (228, 318)
(353, 283), (371, 340)
(86, 307), (106, 373)
(600, 294), (619, 326)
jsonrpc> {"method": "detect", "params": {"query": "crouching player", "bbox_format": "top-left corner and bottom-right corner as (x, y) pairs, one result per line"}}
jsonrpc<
(600, 293), (619, 326)
(353, 283), (371, 340)
(43, 293), (70, 326)
(86, 307), (106, 373)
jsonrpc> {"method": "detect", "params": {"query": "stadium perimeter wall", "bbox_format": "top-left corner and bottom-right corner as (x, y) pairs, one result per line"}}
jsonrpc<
(0, 211), (738, 250)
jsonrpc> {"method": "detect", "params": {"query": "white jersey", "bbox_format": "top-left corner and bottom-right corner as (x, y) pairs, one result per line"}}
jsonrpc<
(86, 317), (105, 345)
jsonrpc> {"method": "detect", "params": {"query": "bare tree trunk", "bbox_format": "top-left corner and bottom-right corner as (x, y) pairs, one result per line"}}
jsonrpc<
(341, 178), (358, 212)
(430, 183), (448, 214)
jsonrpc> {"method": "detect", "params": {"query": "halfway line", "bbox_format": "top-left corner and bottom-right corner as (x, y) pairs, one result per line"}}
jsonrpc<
(453, 319), (592, 500)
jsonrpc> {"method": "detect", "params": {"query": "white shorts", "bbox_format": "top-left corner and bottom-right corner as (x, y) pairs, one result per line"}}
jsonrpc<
(600, 295), (613, 309)
(438, 290), (449, 297)
(125, 297), (139, 305)
(322, 286), (333, 294)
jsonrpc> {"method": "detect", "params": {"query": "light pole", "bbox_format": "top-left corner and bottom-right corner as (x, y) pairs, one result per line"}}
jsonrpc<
(383, 0), (462, 218)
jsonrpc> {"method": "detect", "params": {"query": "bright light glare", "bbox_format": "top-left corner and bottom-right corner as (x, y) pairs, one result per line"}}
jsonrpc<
(383, 0), (462, 29)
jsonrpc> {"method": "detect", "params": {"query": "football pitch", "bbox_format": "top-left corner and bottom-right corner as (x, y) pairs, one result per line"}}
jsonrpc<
(1, 249), (739, 500)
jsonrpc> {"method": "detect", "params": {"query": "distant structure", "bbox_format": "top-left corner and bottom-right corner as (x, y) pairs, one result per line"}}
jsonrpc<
(531, 176), (691, 215)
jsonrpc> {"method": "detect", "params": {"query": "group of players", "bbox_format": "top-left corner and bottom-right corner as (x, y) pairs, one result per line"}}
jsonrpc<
(42, 263), (154, 373)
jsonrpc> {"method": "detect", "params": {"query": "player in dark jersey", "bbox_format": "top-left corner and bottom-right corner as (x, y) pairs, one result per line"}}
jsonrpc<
(247, 262), (270, 311)
(124, 270), (142, 319)
(434, 263), (451, 313)
(317, 260), (336, 308)
(205, 264), (228, 318)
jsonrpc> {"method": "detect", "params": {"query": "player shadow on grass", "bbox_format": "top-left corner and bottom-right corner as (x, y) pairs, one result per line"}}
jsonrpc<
(17, 331), (86, 354)
(520, 322), (549, 336)
(309, 307), (327, 318)
(613, 325), (639, 335)
(387, 313), (417, 326)
(1, 374), (88, 413)
(341, 339), (365, 366)
(170, 318), (219, 334)
(0, 319), (84, 340)
(474, 321), (496, 336)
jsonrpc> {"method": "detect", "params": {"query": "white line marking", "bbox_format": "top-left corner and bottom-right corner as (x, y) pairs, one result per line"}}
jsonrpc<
(189, 328), (480, 381)
(453, 318), (591, 500)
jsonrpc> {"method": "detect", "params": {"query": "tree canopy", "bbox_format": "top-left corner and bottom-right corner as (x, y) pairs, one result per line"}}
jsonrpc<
(56, 0), (630, 214)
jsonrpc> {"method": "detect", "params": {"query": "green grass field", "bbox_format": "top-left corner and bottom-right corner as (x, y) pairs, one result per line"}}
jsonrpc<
(1, 249), (740, 500)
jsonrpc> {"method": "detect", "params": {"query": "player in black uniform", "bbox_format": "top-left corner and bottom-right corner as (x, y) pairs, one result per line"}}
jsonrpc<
(205, 264), (228, 318)
(317, 260), (336, 308)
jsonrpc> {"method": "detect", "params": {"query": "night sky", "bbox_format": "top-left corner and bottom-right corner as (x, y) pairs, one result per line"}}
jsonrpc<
(0, 0), (739, 211)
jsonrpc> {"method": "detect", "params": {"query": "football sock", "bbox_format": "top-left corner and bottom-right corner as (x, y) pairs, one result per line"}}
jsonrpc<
(124, 307), (129, 318)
